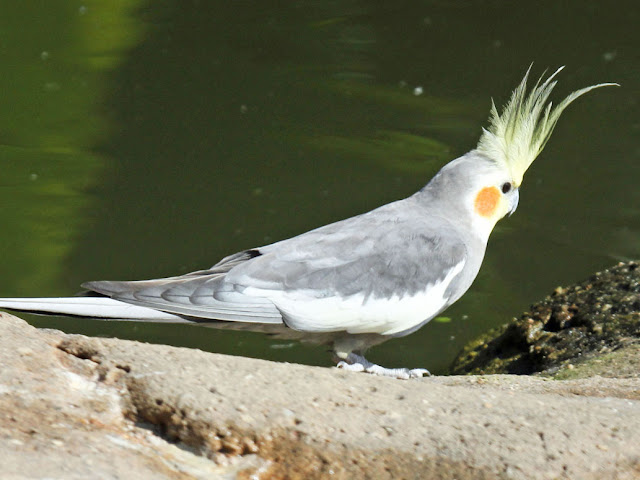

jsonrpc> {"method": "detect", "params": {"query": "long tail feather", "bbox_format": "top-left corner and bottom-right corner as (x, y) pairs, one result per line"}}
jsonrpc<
(0, 297), (191, 323)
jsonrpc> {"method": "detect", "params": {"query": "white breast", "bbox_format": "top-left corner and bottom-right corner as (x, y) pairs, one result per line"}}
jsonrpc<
(243, 260), (465, 335)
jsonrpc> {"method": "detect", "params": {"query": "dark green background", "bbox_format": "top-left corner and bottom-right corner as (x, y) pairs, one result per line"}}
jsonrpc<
(0, 1), (637, 373)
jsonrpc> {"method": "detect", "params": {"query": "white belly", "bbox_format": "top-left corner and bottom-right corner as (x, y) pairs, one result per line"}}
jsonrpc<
(244, 260), (465, 335)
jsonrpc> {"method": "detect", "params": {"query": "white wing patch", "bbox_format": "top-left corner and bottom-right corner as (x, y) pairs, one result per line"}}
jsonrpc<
(243, 260), (466, 335)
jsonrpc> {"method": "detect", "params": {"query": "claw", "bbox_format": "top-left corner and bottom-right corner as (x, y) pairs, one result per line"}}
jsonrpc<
(337, 360), (364, 372)
(336, 354), (431, 379)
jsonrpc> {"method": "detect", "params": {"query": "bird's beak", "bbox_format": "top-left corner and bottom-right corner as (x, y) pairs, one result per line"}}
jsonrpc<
(508, 188), (520, 216)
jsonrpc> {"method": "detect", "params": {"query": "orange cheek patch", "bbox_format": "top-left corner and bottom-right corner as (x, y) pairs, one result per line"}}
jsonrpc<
(474, 186), (500, 217)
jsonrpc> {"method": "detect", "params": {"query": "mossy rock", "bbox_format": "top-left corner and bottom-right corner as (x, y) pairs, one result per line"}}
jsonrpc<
(450, 261), (640, 376)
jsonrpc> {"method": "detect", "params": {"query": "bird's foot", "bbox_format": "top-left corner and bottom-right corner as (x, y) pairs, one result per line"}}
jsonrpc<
(336, 354), (430, 380)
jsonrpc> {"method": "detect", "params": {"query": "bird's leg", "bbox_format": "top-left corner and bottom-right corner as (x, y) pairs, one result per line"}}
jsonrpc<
(336, 352), (430, 380)
(331, 335), (430, 379)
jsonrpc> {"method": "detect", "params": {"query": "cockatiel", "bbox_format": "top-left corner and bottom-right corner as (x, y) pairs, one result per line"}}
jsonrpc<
(0, 67), (616, 378)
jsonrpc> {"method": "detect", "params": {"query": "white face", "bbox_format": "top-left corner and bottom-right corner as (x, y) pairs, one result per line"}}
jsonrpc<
(466, 169), (520, 241)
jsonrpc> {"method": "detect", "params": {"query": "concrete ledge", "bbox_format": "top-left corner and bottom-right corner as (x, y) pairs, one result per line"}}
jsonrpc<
(1, 312), (639, 479)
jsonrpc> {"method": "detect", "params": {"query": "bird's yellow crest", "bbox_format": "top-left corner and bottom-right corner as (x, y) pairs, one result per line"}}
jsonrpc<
(476, 66), (617, 187)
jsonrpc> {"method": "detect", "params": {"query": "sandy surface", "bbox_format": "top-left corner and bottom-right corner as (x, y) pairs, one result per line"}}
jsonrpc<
(1, 312), (639, 479)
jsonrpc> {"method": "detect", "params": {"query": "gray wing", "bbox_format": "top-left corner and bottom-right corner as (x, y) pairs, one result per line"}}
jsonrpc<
(227, 198), (469, 301)
(83, 250), (282, 323)
(85, 197), (469, 325)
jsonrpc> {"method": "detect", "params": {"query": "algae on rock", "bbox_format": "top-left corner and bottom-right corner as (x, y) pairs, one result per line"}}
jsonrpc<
(451, 262), (640, 377)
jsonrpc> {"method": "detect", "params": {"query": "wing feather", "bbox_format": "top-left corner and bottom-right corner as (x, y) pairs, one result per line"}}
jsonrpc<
(227, 199), (469, 301)
(83, 277), (282, 323)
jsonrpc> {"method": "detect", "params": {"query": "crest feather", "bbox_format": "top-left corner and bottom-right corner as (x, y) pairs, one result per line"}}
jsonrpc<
(476, 66), (617, 186)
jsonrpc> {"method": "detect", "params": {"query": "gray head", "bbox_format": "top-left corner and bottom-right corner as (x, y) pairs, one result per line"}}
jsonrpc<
(416, 67), (617, 242)
(416, 151), (519, 242)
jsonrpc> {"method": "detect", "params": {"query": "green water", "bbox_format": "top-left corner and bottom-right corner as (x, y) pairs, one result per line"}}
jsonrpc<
(0, 1), (637, 374)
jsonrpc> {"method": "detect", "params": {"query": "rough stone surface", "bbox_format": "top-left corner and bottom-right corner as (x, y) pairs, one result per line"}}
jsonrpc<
(1, 311), (640, 479)
(451, 261), (640, 376)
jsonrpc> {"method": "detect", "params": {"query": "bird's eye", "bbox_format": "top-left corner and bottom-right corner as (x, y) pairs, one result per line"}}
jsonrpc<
(501, 182), (512, 194)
